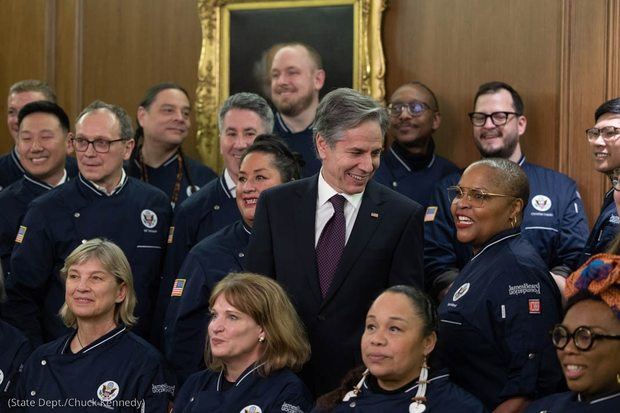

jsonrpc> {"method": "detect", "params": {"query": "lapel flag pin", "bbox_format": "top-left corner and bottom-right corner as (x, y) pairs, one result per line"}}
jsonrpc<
(371, 212), (379, 218)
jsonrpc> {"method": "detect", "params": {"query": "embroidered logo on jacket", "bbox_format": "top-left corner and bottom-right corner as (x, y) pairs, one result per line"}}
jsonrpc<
(531, 195), (552, 212)
(141, 209), (158, 229)
(452, 283), (470, 301)
(97, 381), (119, 402)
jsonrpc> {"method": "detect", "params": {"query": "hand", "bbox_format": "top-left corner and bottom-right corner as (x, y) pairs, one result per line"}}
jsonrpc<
(493, 396), (530, 413)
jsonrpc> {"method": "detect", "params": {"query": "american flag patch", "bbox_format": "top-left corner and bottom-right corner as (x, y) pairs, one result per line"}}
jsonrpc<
(529, 299), (541, 314)
(167, 226), (175, 244)
(15, 226), (27, 243)
(171, 279), (186, 297)
(424, 206), (438, 222)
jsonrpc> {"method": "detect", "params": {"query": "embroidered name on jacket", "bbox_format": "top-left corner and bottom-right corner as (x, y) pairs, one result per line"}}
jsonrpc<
(508, 282), (541, 295)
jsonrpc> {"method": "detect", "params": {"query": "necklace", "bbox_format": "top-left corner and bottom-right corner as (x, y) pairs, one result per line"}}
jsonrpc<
(76, 332), (84, 350)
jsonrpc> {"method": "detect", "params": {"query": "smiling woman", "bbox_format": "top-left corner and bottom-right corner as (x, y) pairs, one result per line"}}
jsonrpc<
(437, 158), (565, 411)
(525, 253), (620, 412)
(14, 239), (174, 412)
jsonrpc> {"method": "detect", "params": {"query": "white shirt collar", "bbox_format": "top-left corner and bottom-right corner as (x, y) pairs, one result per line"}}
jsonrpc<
(88, 169), (127, 196)
(55, 169), (68, 187)
(224, 168), (236, 194)
(317, 168), (364, 211)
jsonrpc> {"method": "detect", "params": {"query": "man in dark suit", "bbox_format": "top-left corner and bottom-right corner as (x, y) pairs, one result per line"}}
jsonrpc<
(246, 88), (424, 396)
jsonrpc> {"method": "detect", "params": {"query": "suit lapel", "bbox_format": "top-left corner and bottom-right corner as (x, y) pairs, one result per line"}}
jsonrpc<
(322, 180), (383, 305)
(294, 177), (323, 303)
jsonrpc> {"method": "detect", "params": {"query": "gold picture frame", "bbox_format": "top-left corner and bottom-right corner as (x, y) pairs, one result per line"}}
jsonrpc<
(195, 0), (387, 170)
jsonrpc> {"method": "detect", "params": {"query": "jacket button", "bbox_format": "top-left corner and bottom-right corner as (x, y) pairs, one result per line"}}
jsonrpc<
(41, 360), (46, 366)
(74, 212), (80, 218)
(392, 181), (398, 187)
(30, 390), (36, 396)
(528, 353), (535, 359)
(213, 205), (220, 210)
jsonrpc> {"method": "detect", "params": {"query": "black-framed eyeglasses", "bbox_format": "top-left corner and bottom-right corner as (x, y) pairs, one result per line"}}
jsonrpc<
(71, 137), (126, 153)
(551, 324), (620, 351)
(468, 111), (520, 127)
(447, 185), (515, 208)
(585, 126), (620, 142)
(388, 101), (433, 117)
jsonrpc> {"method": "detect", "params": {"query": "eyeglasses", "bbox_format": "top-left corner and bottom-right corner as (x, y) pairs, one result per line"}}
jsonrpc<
(387, 101), (433, 117)
(551, 324), (620, 351)
(71, 137), (126, 153)
(447, 185), (515, 208)
(609, 168), (620, 191)
(585, 126), (620, 142)
(468, 111), (520, 127)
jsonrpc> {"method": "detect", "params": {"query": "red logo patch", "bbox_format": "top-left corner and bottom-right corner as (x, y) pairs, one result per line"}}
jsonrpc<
(529, 299), (541, 314)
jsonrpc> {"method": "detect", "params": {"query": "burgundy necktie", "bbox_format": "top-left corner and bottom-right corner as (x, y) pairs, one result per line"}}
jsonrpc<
(316, 194), (346, 297)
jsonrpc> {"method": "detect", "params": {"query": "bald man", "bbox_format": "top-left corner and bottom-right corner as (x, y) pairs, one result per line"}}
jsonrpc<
(374, 81), (458, 207)
(270, 42), (325, 177)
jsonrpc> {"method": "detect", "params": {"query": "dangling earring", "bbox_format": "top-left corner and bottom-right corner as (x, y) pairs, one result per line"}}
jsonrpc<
(343, 369), (369, 402)
(617, 373), (620, 384)
(258, 336), (265, 343)
(509, 216), (517, 229)
(409, 357), (429, 413)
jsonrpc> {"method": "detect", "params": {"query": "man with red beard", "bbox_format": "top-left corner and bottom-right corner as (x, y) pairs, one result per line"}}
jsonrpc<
(424, 81), (589, 301)
(374, 81), (458, 208)
(270, 42), (325, 177)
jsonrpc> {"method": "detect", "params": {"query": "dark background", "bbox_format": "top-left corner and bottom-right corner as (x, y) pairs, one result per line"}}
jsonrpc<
(229, 5), (354, 100)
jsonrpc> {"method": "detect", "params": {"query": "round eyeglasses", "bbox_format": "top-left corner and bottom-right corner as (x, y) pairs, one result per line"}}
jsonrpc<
(468, 111), (520, 127)
(551, 324), (620, 351)
(388, 101), (433, 117)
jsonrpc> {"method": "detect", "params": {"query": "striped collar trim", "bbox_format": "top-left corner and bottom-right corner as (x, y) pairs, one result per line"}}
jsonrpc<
(471, 232), (520, 262)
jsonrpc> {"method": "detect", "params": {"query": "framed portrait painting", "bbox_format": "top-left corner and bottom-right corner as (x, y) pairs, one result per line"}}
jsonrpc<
(195, 0), (387, 169)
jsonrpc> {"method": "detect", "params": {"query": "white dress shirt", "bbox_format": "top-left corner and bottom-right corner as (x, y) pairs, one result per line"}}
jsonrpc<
(315, 169), (364, 247)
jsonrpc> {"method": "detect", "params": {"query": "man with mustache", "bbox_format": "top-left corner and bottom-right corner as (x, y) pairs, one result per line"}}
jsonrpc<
(374, 81), (459, 208)
(270, 42), (325, 177)
(424, 81), (589, 300)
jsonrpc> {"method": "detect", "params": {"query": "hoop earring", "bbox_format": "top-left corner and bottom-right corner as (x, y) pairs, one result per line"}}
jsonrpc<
(343, 369), (369, 402)
(509, 216), (517, 229)
(617, 373), (620, 384)
(410, 357), (429, 413)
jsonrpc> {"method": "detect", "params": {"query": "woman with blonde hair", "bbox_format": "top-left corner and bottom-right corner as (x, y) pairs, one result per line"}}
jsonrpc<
(15, 238), (174, 412)
(173, 272), (313, 412)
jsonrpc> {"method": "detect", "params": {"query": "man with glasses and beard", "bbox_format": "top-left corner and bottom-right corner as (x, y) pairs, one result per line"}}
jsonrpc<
(374, 81), (459, 208)
(270, 42), (325, 177)
(424, 81), (589, 301)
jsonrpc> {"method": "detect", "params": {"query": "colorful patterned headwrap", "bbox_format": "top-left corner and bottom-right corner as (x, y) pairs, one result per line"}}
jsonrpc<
(565, 253), (620, 320)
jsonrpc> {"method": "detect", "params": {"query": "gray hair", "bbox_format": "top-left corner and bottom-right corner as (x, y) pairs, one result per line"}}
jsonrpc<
(76, 100), (134, 140)
(466, 158), (530, 206)
(313, 88), (388, 148)
(9, 79), (57, 103)
(218, 93), (274, 133)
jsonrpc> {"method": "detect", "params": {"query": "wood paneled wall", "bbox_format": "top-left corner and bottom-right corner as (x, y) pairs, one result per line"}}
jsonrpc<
(1, 0), (618, 224)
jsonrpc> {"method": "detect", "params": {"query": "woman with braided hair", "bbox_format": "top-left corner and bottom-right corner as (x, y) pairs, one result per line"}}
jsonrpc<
(313, 285), (486, 412)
